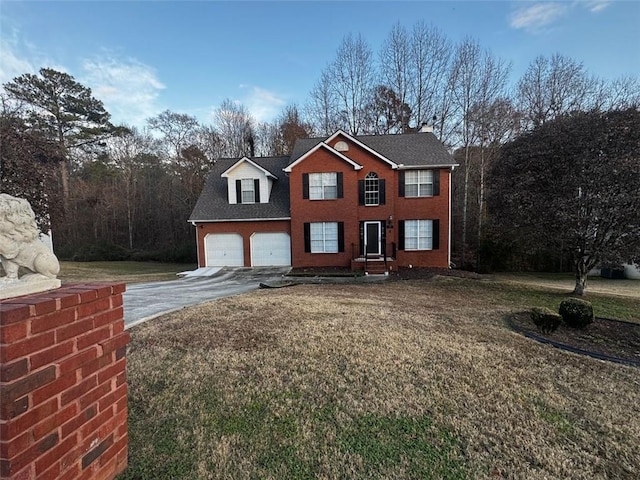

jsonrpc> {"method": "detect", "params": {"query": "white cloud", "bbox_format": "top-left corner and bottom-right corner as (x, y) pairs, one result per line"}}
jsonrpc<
(81, 55), (166, 128)
(509, 3), (568, 32)
(239, 84), (286, 123)
(510, 1), (613, 33)
(583, 1), (611, 13)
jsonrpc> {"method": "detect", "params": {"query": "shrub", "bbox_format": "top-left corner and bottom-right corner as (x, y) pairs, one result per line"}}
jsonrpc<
(559, 298), (594, 328)
(530, 307), (562, 334)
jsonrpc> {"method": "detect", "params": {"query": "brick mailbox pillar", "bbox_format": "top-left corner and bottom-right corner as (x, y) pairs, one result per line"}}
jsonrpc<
(0, 284), (130, 480)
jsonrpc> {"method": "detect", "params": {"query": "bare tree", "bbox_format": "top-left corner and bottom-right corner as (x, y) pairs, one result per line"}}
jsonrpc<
(147, 110), (200, 160)
(213, 99), (256, 157)
(517, 54), (598, 128)
(380, 23), (412, 131)
(105, 127), (155, 249)
(327, 33), (377, 135)
(409, 22), (453, 141)
(306, 69), (339, 136)
(450, 38), (510, 267)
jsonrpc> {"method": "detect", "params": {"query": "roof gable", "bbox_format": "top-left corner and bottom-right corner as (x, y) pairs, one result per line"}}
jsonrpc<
(221, 157), (278, 179)
(325, 130), (398, 169)
(283, 142), (363, 173)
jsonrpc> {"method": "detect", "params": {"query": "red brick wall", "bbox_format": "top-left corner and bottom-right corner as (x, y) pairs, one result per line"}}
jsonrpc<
(289, 135), (451, 268)
(0, 285), (130, 480)
(194, 220), (291, 267)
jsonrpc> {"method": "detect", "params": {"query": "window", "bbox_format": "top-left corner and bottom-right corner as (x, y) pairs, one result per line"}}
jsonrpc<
(404, 170), (433, 197)
(309, 173), (337, 199)
(235, 178), (260, 204)
(241, 179), (255, 204)
(404, 220), (433, 250)
(310, 222), (338, 253)
(364, 172), (379, 206)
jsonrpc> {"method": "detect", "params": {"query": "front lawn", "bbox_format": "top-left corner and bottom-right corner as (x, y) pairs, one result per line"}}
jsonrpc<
(120, 277), (640, 479)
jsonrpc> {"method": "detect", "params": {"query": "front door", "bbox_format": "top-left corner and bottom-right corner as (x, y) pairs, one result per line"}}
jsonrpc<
(364, 221), (381, 256)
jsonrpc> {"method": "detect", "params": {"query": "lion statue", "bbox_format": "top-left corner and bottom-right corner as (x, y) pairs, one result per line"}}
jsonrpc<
(0, 194), (60, 284)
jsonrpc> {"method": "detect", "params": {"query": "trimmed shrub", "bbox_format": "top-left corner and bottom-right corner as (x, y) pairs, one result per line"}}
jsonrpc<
(559, 298), (594, 328)
(530, 307), (562, 334)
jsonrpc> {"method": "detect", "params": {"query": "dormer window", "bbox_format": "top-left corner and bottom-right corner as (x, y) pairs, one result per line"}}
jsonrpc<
(236, 179), (260, 204)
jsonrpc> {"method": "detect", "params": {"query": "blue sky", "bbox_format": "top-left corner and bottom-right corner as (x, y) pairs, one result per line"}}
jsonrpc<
(1, 1), (638, 127)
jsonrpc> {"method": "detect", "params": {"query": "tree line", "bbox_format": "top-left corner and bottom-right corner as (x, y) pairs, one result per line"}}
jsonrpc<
(1, 21), (638, 282)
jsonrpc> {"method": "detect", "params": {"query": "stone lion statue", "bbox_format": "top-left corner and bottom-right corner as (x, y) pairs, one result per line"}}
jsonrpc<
(0, 194), (60, 283)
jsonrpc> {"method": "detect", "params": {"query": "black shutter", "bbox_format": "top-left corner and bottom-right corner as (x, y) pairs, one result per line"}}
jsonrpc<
(304, 223), (311, 252)
(302, 173), (309, 199)
(359, 222), (364, 256)
(337, 172), (343, 198)
(254, 179), (260, 203)
(338, 222), (344, 252)
(358, 180), (365, 205)
(379, 179), (386, 205)
(433, 170), (440, 196)
(398, 220), (405, 250)
(432, 220), (440, 250)
(236, 179), (242, 204)
(398, 171), (405, 197)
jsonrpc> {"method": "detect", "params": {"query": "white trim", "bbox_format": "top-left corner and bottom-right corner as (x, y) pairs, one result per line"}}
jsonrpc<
(283, 142), (363, 172)
(193, 217), (291, 223)
(221, 157), (278, 179)
(325, 130), (398, 169)
(397, 164), (459, 170)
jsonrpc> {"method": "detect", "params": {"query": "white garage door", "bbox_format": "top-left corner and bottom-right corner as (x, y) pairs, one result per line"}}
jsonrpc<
(205, 233), (244, 266)
(251, 232), (291, 266)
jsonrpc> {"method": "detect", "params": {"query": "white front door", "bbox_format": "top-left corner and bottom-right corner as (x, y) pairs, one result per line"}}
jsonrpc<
(364, 221), (381, 256)
(205, 233), (244, 266)
(251, 232), (291, 266)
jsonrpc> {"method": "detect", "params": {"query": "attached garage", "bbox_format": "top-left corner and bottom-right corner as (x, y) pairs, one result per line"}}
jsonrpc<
(251, 232), (291, 266)
(205, 233), (244, 266)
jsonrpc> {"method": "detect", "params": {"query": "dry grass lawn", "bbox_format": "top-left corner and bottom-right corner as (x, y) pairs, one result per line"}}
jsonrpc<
(121, 277), (640, 480)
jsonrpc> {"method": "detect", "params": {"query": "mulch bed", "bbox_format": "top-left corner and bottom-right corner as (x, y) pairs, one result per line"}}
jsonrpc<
(391, 267), (484, 280)
(508, 311), (640, 367)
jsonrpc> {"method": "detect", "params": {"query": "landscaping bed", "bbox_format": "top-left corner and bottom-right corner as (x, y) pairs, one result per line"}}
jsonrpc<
(508, 311), (640, 366)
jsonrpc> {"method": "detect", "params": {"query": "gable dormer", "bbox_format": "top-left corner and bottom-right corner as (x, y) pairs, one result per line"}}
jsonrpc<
(221, 157), (278, 204)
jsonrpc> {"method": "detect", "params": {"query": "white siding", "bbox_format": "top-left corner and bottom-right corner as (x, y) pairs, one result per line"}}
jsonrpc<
(225, 162), (273, 204)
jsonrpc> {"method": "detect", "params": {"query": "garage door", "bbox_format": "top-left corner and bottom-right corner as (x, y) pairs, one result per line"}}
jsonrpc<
(251, 232), (291, 266)
(205, 233), (244, 266)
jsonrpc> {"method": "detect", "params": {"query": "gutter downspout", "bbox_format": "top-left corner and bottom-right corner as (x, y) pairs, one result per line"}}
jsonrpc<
(190, 221), (201, 267)
(448, 166), (454, 268)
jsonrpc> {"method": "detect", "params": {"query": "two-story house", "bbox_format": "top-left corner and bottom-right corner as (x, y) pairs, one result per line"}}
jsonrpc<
(189, 127), (457, 274)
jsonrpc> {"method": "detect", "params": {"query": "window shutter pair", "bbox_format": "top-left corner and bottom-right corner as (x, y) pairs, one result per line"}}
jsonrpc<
(302, 173), (343, 199)
(397, 219), (439, 250)
(398, 170), (440, 197)
(303, 222), (345, 253)
(235, 179), (260, 203)
(358, 179), (386, 205)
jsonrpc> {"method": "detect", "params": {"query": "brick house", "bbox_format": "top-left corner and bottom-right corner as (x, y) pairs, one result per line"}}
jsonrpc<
(189, 127), (457, 274)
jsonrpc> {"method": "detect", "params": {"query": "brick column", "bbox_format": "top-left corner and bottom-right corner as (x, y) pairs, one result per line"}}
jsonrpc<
(0, 284), (130, 480)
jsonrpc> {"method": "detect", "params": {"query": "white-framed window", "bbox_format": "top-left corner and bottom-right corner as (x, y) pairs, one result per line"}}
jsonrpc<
(404, 220), (433, 250)
(309, 173), (337, 200)
(405, 170), (433, 197)
(241, 178), (256, 204)
(310, 222), (338, 253)
(365, 172), (379, 206)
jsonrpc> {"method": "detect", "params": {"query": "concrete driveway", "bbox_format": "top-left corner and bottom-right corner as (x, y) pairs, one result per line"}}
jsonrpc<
(123, 267), (289, 328)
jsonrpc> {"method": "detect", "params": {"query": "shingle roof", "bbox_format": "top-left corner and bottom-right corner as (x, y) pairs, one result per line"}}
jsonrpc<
(189, 156), (291, 222)
(289, 131), (457, 168)
(190, 132), (456, 222)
